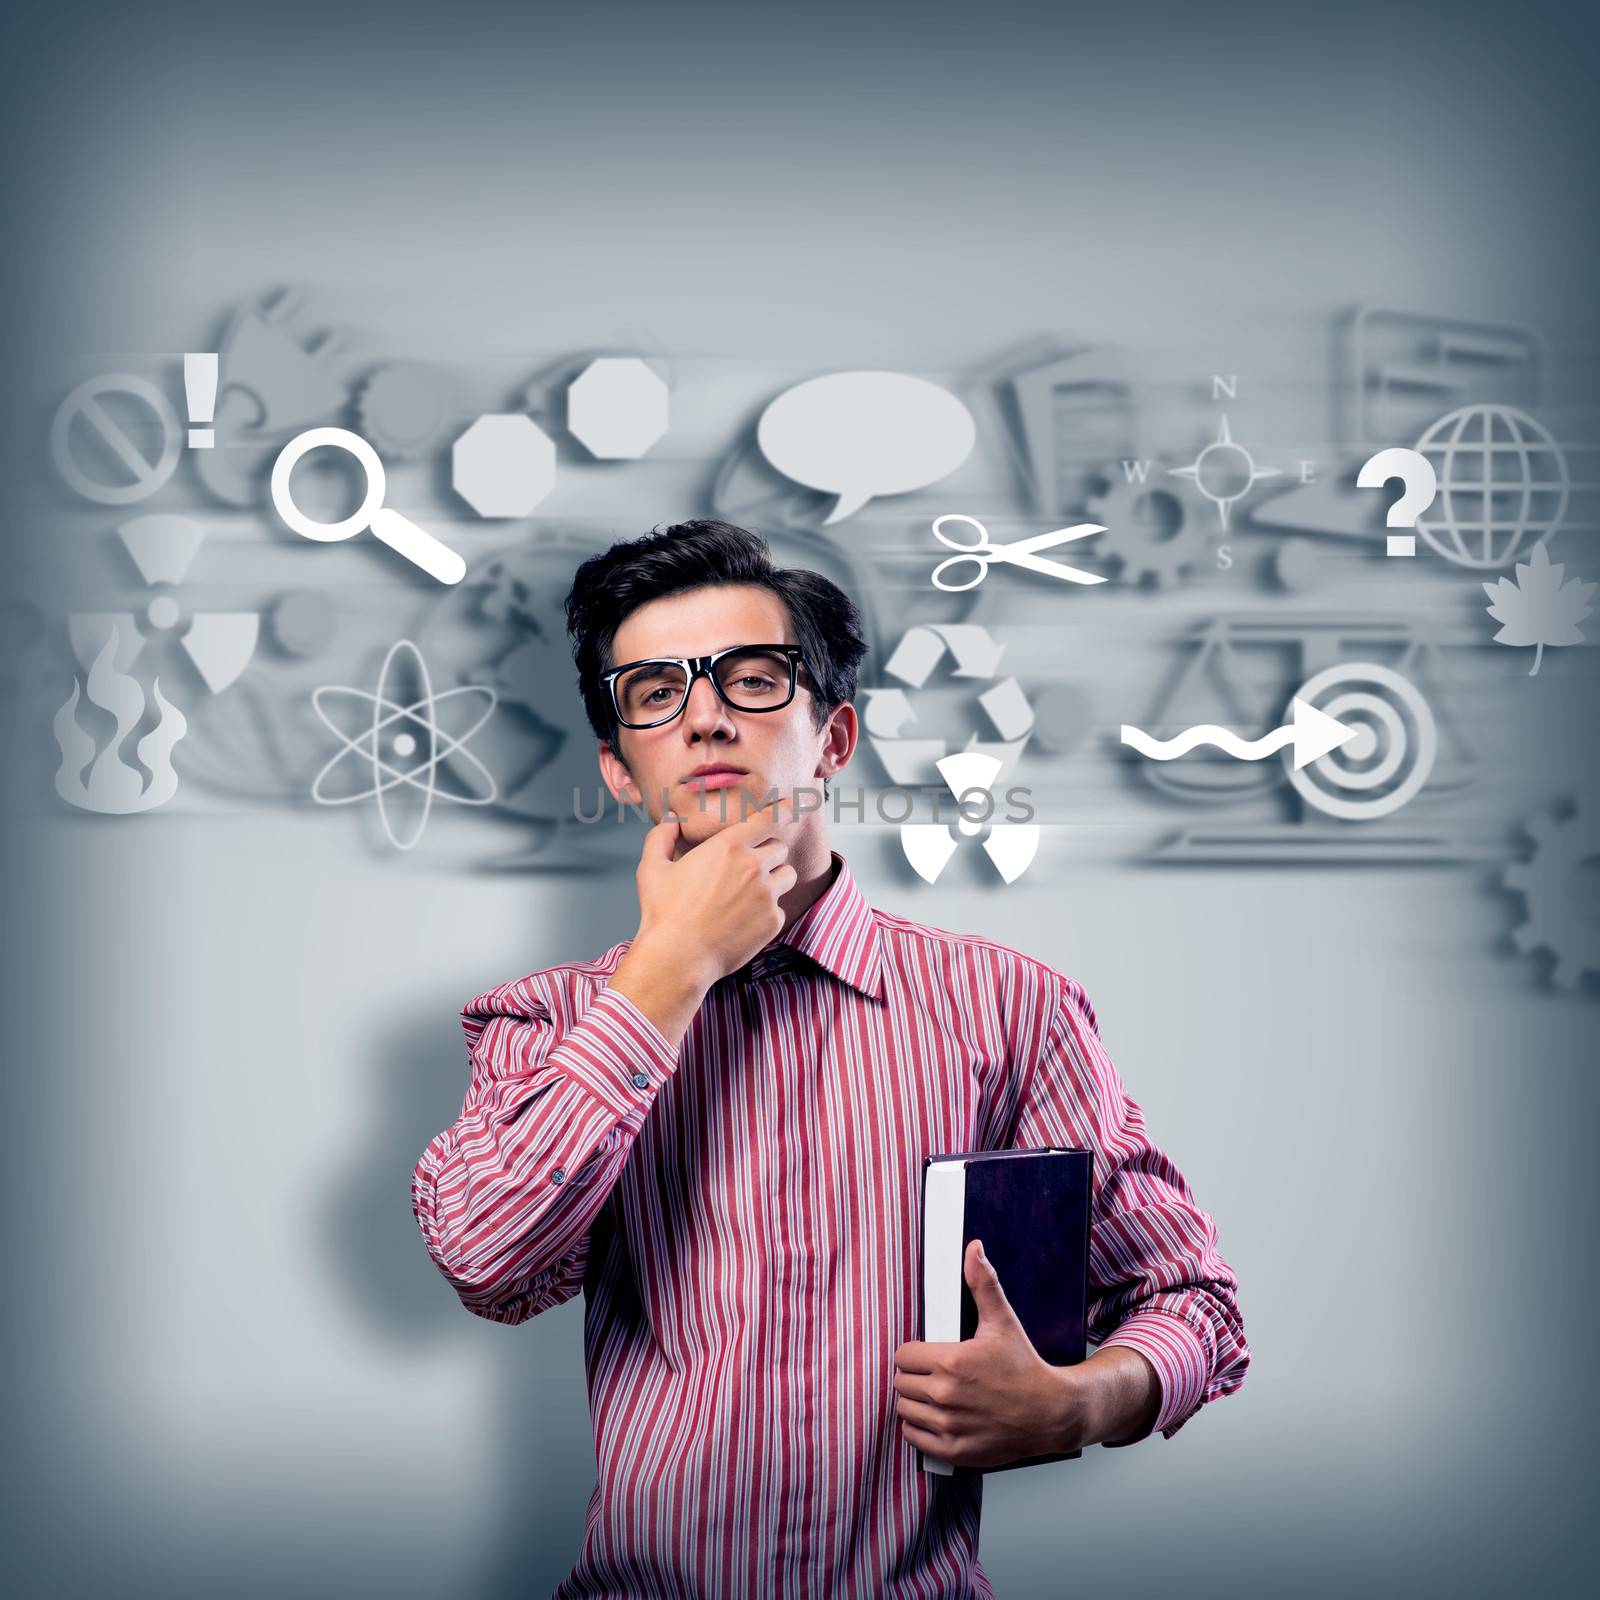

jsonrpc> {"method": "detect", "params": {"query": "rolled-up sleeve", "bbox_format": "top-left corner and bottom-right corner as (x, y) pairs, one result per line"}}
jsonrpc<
(1010, 975), (1251, 1443)
(411, 978), (680, 1325)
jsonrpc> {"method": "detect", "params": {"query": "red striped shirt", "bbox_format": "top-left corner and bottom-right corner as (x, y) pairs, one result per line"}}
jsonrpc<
(412, 851), (1250, 1598)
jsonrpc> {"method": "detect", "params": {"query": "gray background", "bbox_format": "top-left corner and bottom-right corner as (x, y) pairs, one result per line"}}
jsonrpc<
(3, 3), (1597, 1596)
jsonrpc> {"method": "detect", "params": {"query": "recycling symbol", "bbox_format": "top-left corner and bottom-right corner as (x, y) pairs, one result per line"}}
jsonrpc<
(863, 625), (1041, 885)
(862, 624), (1035, 785)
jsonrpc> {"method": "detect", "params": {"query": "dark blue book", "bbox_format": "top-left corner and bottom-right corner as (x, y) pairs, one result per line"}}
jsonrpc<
(918, 1147), (1093, 1475)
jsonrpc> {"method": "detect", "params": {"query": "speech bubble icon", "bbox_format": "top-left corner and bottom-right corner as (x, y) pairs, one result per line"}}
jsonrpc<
(757, 371), (977, 525)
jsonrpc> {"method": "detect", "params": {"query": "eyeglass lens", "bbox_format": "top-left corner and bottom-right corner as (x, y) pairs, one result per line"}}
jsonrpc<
(616, 647), (795, 725)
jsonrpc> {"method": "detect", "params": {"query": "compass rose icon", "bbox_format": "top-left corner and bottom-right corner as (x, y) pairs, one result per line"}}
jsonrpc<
(1167, 415), (1281, 531)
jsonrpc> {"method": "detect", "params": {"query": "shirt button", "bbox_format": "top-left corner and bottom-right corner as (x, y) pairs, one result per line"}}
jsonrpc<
(550, 1167), (566, 1184)
(631, 1071), (650, 1089)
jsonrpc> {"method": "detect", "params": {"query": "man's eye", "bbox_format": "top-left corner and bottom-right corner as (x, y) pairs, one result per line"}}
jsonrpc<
(736, 674), (775, 691)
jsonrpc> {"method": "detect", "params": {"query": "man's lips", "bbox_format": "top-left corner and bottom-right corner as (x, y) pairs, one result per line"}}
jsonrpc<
(683, 765), (748, 789)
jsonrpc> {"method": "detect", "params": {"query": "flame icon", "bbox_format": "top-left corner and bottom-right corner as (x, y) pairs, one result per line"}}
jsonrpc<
(53, 627), (188, 815)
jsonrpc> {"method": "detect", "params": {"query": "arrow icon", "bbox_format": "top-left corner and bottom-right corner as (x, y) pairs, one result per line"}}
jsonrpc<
(1121, 698), (1361, 770)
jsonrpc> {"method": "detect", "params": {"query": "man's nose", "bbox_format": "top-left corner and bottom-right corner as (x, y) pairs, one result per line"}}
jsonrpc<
(682, 673), (735, 740)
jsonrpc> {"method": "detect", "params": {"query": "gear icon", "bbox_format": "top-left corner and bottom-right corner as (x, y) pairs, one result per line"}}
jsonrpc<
(1087, 474), (1213, 588)
(1503, 800), (1600, 990)
(356, 363), (452, 460)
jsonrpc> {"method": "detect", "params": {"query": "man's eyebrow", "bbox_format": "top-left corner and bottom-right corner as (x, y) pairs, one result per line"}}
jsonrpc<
(611, 640), (797, 666)
(621, 645), (740, 661)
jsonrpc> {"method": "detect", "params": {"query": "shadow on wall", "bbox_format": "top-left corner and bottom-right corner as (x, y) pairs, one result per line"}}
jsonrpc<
(320, 870), (645, 1594)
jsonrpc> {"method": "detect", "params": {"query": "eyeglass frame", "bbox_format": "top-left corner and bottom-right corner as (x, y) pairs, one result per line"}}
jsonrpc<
(600, 643), (813, 730)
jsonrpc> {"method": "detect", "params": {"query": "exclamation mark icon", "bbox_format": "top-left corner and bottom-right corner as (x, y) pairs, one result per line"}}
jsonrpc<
(185, 352), (218, 449)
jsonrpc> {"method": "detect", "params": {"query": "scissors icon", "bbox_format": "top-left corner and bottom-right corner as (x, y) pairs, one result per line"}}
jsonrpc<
(930, 514), (1108, 593)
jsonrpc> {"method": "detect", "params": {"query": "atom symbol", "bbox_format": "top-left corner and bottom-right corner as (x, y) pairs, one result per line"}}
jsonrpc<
(311, 638), (498, 851)
(1167, 414), (1281, 531)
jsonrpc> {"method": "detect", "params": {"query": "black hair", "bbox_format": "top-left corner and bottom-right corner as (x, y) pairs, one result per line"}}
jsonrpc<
(564, 519), (868, 748)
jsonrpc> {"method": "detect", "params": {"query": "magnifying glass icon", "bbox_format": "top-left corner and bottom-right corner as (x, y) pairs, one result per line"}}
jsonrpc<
(270, 427), (467, 585)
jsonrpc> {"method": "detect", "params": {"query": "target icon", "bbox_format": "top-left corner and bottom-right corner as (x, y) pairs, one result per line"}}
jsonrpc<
(1284, 662), (1437, 822)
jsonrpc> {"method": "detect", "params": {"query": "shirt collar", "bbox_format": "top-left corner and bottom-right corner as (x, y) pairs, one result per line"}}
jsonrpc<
(776, 850), (886, 1002)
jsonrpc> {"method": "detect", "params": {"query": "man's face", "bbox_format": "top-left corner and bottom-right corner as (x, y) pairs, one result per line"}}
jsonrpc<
(596, 584), (856, 845)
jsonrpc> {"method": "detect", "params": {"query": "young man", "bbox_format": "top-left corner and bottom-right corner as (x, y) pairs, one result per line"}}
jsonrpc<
(412, 520), (1250, 1599)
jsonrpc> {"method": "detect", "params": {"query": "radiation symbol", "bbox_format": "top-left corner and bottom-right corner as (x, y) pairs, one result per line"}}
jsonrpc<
(68, 514), (259, 695)
(1283, 661), (1437, 822)
(900, 751), (1041, 885)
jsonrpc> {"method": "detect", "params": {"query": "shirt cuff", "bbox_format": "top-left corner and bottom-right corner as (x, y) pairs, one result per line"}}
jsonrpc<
(555, 985), (682, 1122)
(1096, 1310), (1211, 1445)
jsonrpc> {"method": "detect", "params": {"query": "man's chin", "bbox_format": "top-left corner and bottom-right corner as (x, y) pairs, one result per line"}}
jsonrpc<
(673, 783), (762, 835)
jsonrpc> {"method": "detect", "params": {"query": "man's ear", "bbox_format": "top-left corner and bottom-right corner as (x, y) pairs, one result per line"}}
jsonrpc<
(815, 701), (858, 785)
(597, 739), (643, 804)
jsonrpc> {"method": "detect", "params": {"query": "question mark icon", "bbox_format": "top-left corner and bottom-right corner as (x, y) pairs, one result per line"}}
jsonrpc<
(1358, 448), (1439, 558)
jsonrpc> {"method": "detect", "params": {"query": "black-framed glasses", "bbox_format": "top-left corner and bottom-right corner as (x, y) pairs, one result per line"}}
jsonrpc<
(602, 643), (811, 730)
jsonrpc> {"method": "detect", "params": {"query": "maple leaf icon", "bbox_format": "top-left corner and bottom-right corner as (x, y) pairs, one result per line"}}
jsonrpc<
(1482, 543), (1596, 676)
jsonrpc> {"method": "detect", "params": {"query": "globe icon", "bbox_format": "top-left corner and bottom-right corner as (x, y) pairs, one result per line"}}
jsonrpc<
(1413, 405), (1568, 569)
